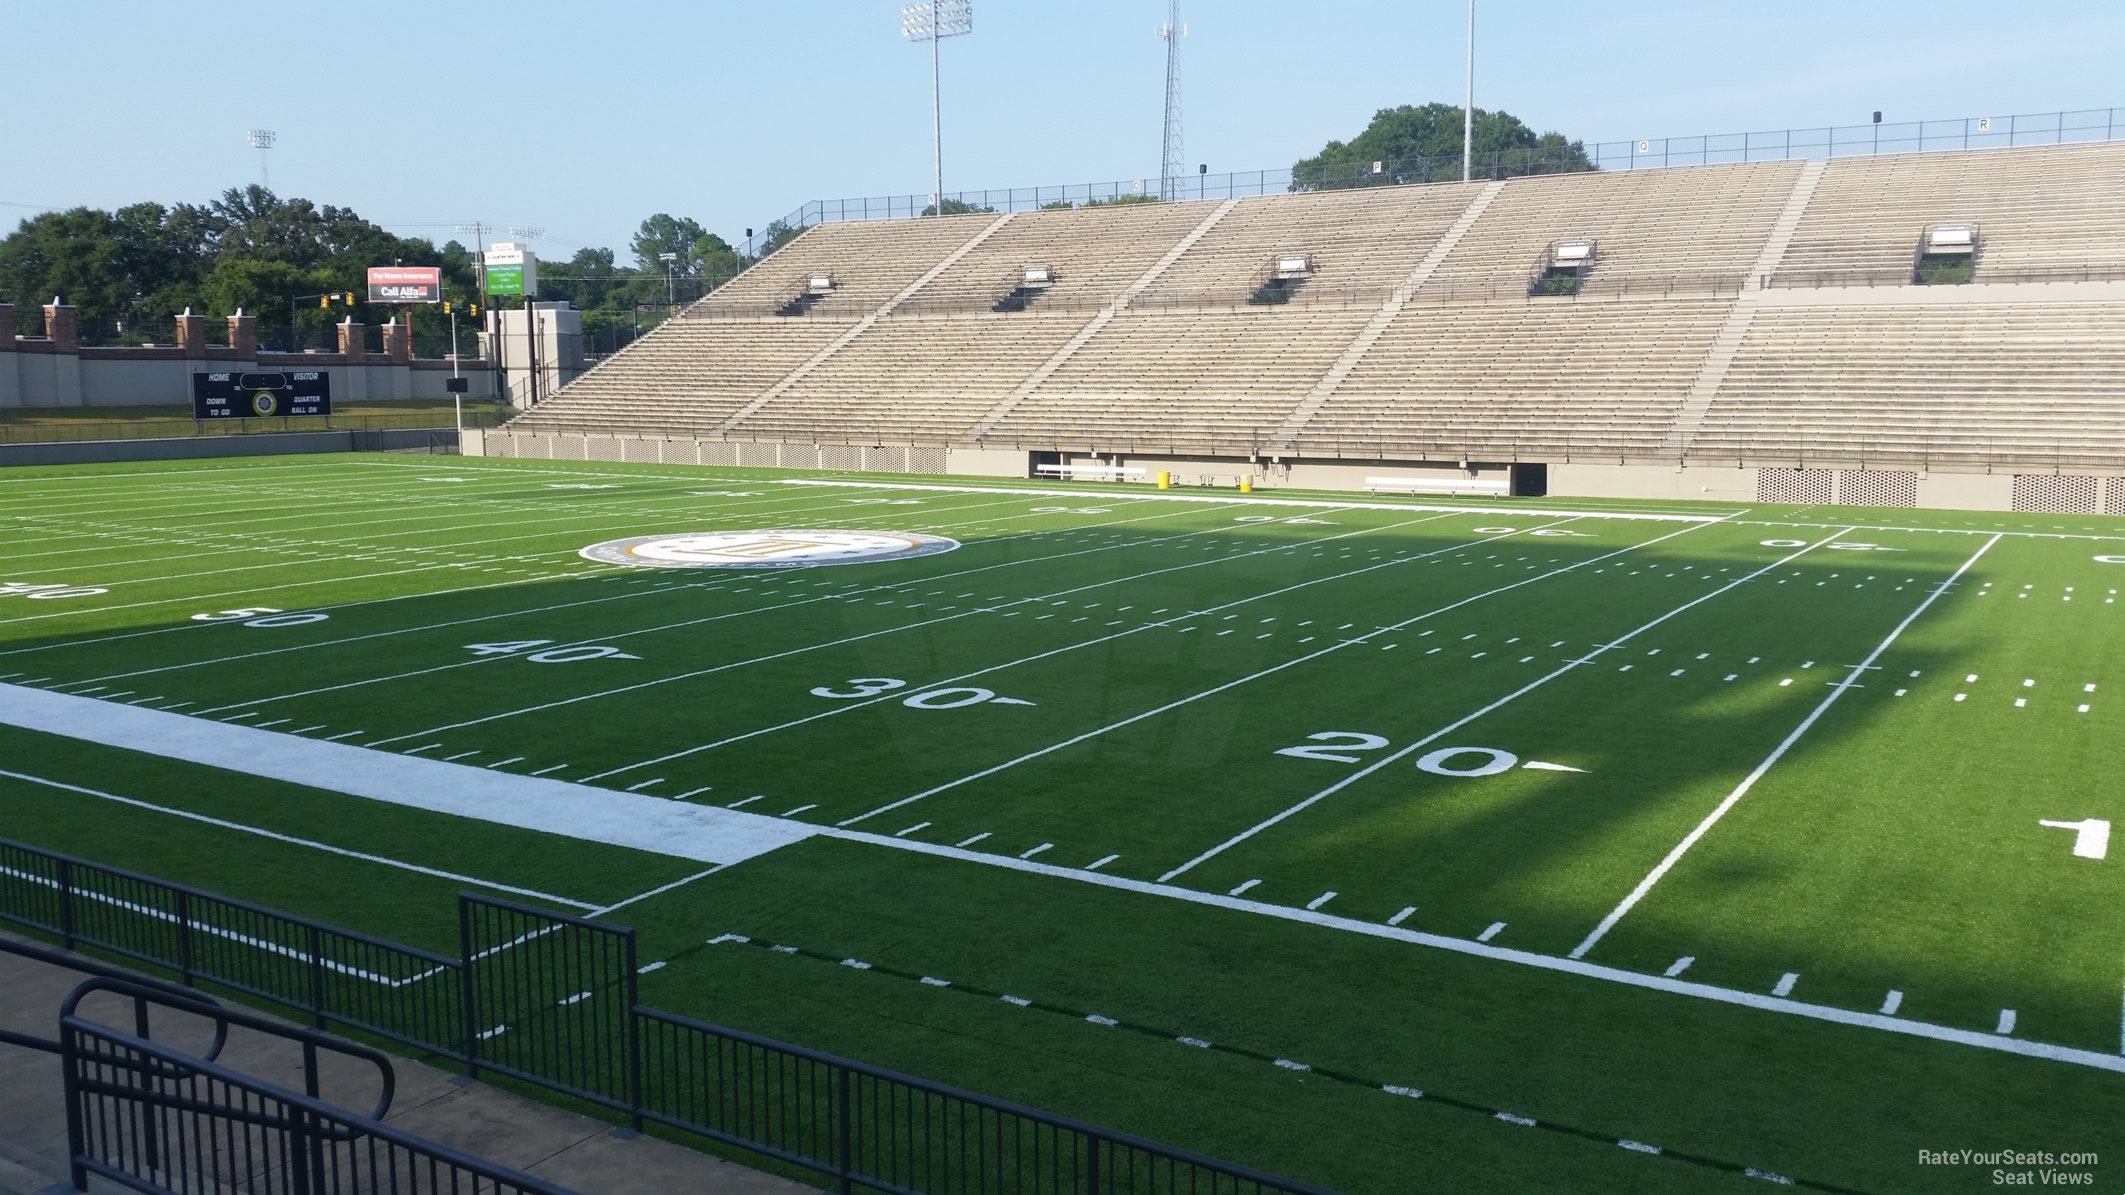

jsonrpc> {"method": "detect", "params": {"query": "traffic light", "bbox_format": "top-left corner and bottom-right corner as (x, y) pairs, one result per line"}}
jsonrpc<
(443, 301), (452, 314)
(343, 292), (354, 305)
(469, 303), (480, 318)
(318, 295), (329, 309)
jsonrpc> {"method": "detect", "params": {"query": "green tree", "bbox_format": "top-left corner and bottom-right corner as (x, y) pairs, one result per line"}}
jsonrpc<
(1291, 102), (1594, 189)
(1080, 194), (1159, 207)
(630, 213), (709, 274)
(0, 208), (133, 338)
(919, 199), (996, 216)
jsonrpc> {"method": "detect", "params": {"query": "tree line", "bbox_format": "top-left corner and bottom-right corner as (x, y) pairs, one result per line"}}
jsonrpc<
(0, 186), (795, 348)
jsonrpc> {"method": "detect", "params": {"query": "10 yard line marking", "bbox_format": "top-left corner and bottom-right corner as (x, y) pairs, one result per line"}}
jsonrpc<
(1157, 525), (1843, 884)
(1568, 533), (2001, 960)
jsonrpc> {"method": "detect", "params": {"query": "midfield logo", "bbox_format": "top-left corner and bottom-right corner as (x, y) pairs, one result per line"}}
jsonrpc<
(579, 529), (962, 569)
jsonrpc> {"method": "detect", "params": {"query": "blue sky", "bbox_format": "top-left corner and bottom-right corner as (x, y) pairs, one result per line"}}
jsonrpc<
(4, 1), (2121, 261)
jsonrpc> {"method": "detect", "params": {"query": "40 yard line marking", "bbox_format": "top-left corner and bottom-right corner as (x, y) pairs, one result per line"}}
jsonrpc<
(1157, 527), (1854, 883)
(1568, 533), (2002, 960)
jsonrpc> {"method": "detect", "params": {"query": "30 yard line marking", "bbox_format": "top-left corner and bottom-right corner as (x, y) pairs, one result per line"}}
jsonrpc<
(838, 517), (1718, 828)
(1156, 524), (1832, 883)
(1568, 533), (2001, 960)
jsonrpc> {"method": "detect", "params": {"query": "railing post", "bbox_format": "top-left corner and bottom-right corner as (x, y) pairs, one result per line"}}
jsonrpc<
(306, 924), (327, 1029)
(624, 931), (644, 1133)
(1086, 1131), (1103, 1193)
(177, 889), (194, 986)
(57, 857), (75, 950)
(836, 1066), (854, 1195)
(458, 897), (480, 1078)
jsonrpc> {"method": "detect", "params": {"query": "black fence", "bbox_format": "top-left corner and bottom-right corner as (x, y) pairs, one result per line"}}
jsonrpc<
(0, 839), (1327, 1194)
(59, 976), (569, 1195)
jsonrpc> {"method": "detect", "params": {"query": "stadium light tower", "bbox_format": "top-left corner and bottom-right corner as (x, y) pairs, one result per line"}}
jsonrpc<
(247, 129), (276, 191)
(1158, 1), (1186, 202)
(1462, 0), (1474, 182)
(901, 0), (972, 216)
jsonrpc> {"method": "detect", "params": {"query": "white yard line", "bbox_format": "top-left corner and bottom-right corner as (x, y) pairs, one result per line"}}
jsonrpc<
(826, 822), (2125, 1077)
(385, 511), (1467, 754)
(1157, 528), (1851, 883)
(0, 767), (600, 909)
(836, 516), (1716, 827)
(110, 503), (1220, 691)
(589, 867), (727, 917)
(1567, 533), (2001, 960)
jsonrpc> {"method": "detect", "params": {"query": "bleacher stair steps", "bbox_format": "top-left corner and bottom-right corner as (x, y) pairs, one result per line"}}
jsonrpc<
(1663, 159), (1826, 456)
(718, 212), (1019, 433)
(966, 198), (1241, 441)
(1269, 179), (1505, 451)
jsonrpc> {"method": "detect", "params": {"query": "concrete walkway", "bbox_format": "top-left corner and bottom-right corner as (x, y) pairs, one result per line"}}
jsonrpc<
(0, 934), (815, 1195)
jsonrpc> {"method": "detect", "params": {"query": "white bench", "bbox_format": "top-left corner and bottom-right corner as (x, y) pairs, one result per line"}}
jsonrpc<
(1034, 464), (1148, 482)
(1365, 475), (1511, 497)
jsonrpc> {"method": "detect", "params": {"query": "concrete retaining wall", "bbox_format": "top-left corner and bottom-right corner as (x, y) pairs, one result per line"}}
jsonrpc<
(0, 428), (457, 467)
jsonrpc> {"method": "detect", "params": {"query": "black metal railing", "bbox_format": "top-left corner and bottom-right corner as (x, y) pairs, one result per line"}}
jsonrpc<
(0, 839), (1327, 1193)
(59, 977), (570, 1195)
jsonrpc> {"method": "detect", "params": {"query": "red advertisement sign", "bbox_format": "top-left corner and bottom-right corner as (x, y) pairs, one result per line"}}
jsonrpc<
(366, 266), (442, 304)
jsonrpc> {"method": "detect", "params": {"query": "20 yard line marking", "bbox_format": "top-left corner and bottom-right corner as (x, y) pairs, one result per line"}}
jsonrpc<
(1568, 533), (2001, 960)
(838, 517), (1719, 828)
(1156, 524), (1836, 883)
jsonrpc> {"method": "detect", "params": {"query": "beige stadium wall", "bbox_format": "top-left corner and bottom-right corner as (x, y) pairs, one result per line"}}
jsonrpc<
(1548, 463), (1758, 503)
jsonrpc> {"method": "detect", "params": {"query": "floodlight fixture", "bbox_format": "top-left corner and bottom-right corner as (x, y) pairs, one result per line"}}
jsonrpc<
(508, 225), (545, 242)
(247, 129), (276, 190)
(902, 0), (973, 217)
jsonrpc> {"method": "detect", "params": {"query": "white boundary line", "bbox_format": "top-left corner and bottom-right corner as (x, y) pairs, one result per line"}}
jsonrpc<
(0, 767), (600, 909)
(1156, 528), (1858, 883)
(826, 823), (2125, 1073)
(774, 479), (1722, 523)
(1568, 532), (2003, 959)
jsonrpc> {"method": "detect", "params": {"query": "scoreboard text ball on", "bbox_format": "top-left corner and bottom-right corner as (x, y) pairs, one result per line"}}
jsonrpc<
(191, 371), (333, 419)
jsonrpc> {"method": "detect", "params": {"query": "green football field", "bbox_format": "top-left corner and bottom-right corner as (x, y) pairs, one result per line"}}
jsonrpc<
(4, 452), (2125, 1192)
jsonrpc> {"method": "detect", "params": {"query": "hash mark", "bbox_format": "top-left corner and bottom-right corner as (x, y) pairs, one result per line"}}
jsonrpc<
(1387, 907), (1415, 927)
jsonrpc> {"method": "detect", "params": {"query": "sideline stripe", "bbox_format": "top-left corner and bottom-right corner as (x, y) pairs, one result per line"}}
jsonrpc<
(1568, 533), (2002, 960)
(0, 767), (598, 910)
(824, 823), (2125, 1076)
(775, 479), (1720, 523)
(0, 685), (816, 867)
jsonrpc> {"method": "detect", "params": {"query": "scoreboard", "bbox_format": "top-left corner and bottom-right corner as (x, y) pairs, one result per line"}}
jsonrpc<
(191, 370), (333, 419)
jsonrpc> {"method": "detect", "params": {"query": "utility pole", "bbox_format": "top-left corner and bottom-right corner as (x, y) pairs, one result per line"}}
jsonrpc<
(1463, 0), (1475, 182)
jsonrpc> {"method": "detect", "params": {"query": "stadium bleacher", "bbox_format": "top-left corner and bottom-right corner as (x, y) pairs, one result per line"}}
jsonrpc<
(488, 140), (2125, 509)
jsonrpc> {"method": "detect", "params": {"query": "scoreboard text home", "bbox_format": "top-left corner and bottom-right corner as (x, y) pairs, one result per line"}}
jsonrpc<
(191, 370), (332, 418)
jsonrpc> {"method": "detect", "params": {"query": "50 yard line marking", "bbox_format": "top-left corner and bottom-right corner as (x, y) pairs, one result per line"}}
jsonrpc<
(375, 512), (1468, 750)
(1567, 532), (2002, 960)
(185, 505), (1297, 716)
(1157, 527), (1856, 884)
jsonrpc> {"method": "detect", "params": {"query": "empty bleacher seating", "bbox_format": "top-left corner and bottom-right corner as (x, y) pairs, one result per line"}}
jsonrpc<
(499, 141), (2125, 481)
(1772, 141), (2125, 285)
(1692, 301), (2125, 468)
(1421, 161), (1801, 294)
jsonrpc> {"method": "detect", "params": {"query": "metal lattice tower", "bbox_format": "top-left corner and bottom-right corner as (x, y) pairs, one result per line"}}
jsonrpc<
(1158, 1), (1185, 201)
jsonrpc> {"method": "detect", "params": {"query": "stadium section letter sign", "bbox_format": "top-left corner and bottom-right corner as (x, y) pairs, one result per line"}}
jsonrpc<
(191, 370), (333, 418)
(367, 266), (442, 304)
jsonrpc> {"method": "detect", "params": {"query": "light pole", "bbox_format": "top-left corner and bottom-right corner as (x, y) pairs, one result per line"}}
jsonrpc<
(901, 0), (972, 216)
(659, 251), (678, 309)
(247, 129), (276, 191)
(1462, 0), (1475, 182)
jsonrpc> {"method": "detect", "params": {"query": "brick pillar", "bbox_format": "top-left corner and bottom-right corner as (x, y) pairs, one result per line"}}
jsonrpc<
(42, 298), (77, 352)
(0, 303), (14, 351)
(227, 309), (257, 358)
(336, 318), (365, 362)
(380, 318), (412, 362)
(175, 307), (207, 358)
